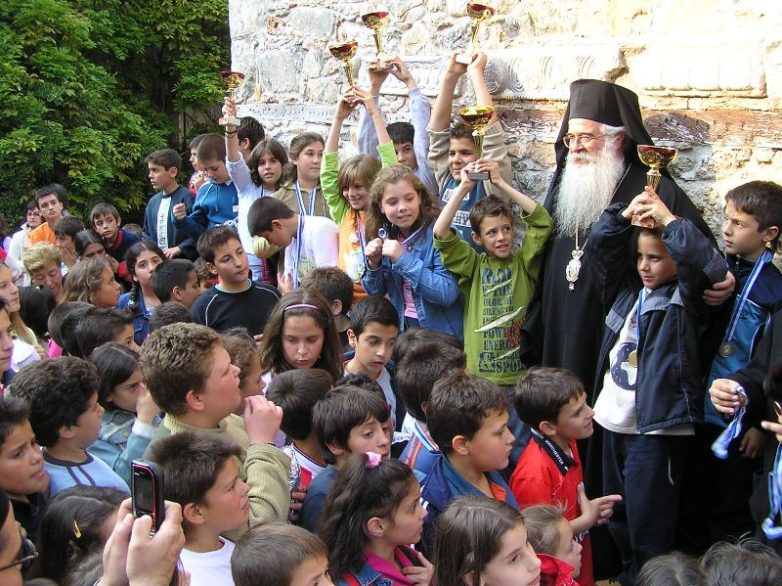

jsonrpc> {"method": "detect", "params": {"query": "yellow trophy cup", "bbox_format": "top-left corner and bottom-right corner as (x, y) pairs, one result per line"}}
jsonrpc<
(456, 2), (497, 65)
(329, 40), (360, 87)
(219, 71), (245, 127)
(458, 105), (495, 180)
(362, 8), (390, 71)
(633, 145), (679, 227)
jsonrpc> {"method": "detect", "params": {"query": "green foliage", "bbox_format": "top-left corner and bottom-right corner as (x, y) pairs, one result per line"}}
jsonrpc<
(0, 0), (229, 226)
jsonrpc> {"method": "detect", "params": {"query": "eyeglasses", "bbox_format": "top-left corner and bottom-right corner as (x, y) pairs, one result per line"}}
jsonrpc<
(0, 535), (38, 573)
(562, 133), (609, 149)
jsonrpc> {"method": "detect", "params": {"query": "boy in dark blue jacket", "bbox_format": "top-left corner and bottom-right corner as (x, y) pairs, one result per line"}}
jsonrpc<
(589, 187), (727, 585)
(142, 149), (197, 260)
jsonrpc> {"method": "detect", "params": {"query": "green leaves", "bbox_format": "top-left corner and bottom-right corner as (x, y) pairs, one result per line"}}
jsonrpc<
(0, 0), (228, 225)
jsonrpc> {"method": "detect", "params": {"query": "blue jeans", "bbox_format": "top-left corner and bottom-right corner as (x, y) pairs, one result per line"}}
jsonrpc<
(602, 431), (689, 586)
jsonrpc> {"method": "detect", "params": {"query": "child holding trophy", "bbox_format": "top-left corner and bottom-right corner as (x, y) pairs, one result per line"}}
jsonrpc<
(323, 86), (396, 300)
(428, 52), (513, 250)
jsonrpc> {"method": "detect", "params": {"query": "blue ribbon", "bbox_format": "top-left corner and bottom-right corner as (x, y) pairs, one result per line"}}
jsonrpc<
(711, 386), (748, 460)
(763, 441), (782, 540)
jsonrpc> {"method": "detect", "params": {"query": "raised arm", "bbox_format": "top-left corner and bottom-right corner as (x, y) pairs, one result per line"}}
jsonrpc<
(433, 167), (475, 239)
(354, 87), (392, 146)
(430, 53), (468, 132)
(467, 52), (498, 126)
(357, 63), (392, 155)
(223, 96), (242, 164)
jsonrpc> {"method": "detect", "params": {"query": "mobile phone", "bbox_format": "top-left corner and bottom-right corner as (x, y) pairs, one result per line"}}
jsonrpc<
(131, 460), (165, 532)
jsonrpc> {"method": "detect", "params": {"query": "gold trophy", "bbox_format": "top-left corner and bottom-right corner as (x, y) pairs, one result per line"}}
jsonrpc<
(329, 40), (360, 87)
(459, 105), (495, 180)
(633, 145), (679, 227)
(361, 7), (390, 70)
(456, 2), (497, 65)
(219, 71), (245, 126)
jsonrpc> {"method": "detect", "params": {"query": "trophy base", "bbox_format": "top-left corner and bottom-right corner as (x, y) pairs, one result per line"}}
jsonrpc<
(467, 170), (490, 181)
(219, 115), (241, 127)
(455, 52), (473, 65)
(631, 213), (655, 229)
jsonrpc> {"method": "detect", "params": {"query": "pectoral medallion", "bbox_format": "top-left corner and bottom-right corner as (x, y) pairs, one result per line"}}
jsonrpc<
(566, 248), (584, 292)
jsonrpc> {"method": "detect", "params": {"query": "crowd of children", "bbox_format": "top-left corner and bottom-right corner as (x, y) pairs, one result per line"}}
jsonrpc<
(1, 50), (782, 586)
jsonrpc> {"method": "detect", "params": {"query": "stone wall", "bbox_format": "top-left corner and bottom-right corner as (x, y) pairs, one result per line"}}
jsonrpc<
(229, 0), (782, 236)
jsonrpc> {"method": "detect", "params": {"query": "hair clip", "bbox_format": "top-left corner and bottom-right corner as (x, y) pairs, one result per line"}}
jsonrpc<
(365, 451), (382, 468)
(73, 519), (81, 539)
(283, 303), (321, 313)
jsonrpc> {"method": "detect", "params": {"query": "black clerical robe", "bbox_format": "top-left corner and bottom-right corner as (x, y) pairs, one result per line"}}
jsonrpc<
(522, 161), (714, 395)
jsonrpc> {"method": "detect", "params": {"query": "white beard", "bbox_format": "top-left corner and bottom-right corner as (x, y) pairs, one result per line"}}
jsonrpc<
(554, 148), (626, 238)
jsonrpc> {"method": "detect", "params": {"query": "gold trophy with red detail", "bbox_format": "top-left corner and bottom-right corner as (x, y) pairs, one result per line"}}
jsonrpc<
(361, 6), (390, 71)
(329, 39), (360, 87)
(219, 71), (245, 127)
(458, 105), (495, 181)
(456, 2), (497, 65)
(632, 145), (679, 227)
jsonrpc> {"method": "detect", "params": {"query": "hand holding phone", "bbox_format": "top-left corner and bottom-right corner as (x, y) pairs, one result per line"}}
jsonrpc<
(132, 460), (165, 532)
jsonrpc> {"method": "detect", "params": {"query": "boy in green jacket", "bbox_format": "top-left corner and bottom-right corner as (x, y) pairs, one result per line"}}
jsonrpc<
(434, 161), (552, 464)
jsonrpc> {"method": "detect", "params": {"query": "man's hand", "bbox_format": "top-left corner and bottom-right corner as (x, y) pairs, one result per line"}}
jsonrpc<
(164, 246), (181, 259)
(244, 395), (283, 445)
(708, 378), (746, 416)
(703, 271), (736, 306)
(172, 203), (187, 221)
(762, 419), (782, 443)
(127, 501), (186, 586)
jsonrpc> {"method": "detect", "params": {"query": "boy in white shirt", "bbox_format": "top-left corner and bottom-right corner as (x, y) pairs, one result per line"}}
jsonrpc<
(248, 197), (338, 293)
(147, 431), (250, 586)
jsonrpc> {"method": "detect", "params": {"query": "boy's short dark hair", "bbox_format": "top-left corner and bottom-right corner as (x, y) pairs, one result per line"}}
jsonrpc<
(54, 216), (85, 240)
(196, 225), (241, 263)
(247, 197), (295, 236)
(0, 395), (30, 447)
(469, 195), (513, 234)
(146, 432), (242, 512)
(193, 257), (213, 282)
(393, 330), (466, 422)
(151, 259), (196, 302)
(139, 323), (222, 416)
(725, 180), (782, 249)
(47, 302), (92, 357)
(10, 357), (100, 448)
(300, 267), (353, 317)
(387, 121), (414, 145)
(75, 307), (134, 358)
(35, 184), (67, 206)
(232, 523), (327, 586)
(426, 371), (508, 455)
(147, 301), (194, 334)
(189, 133), (209, 151)
(349, 296), (398, 338)
(220, 329), (259, 392)
(237, 117), (265, 149)
(265, 369), (333, 441)
(89, 202), (120, 224)
(514, 367), (585, 430)
(450, 121), (476, 143)
(195, 133), (226, 162)
(18, 286), (56, 340)
(312, 385), (389, 465)
(144, 148), (182, 171)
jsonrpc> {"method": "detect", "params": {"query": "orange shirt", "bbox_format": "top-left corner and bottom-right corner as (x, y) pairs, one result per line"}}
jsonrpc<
(28, 223), (56, 246)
